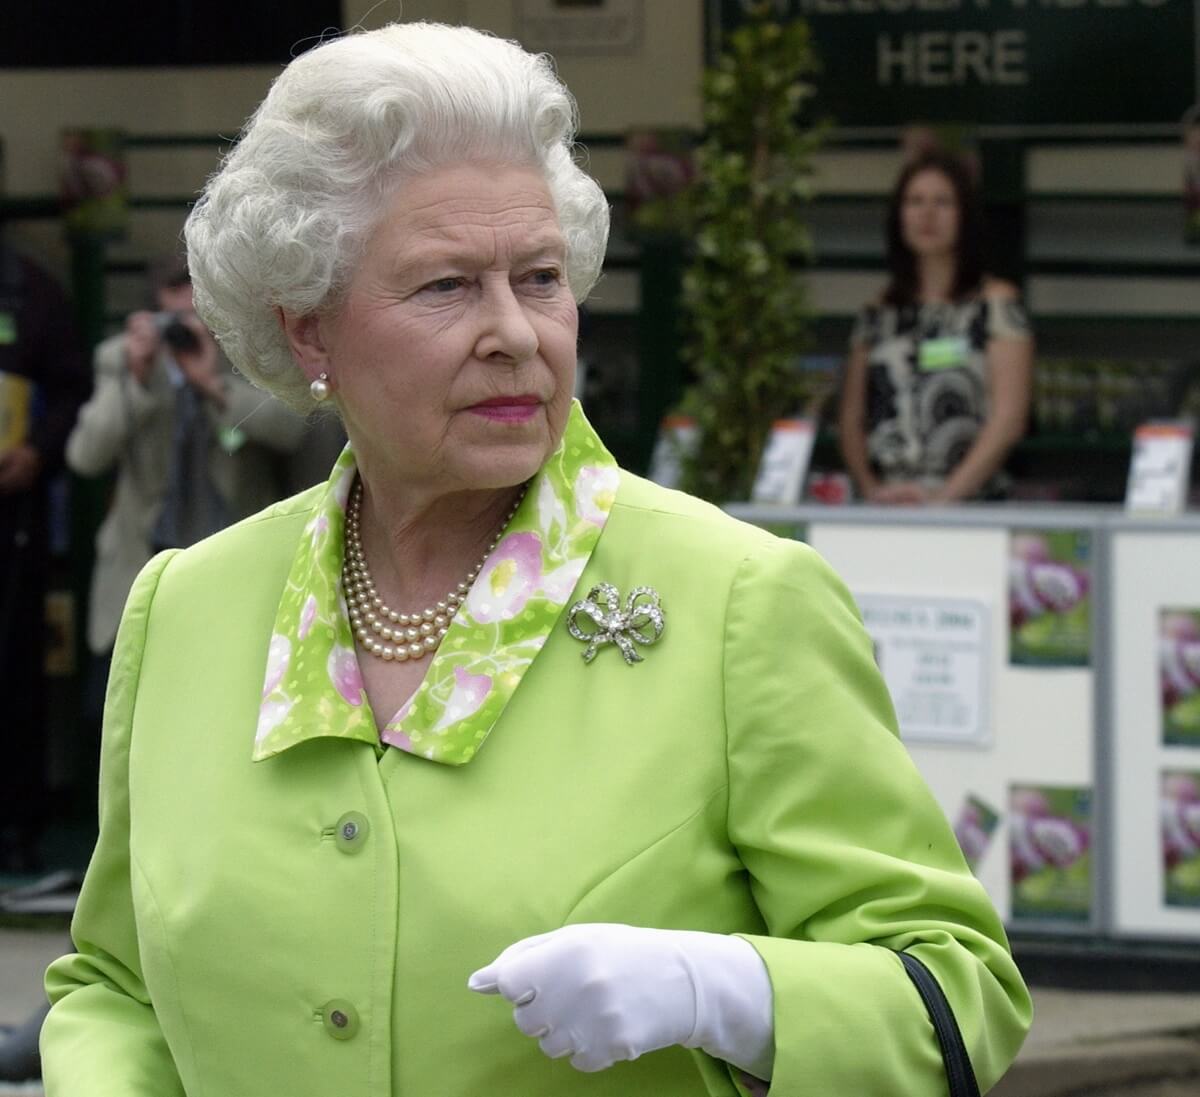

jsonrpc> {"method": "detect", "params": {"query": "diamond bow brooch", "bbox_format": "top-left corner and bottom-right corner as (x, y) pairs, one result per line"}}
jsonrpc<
(566, 583), (665, 665)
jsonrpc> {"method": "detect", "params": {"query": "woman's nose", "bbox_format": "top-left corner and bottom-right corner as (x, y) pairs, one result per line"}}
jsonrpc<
(475, 283), (539, 364)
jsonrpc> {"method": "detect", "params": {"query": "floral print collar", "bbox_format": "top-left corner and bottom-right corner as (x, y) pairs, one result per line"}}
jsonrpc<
(254, 401), (618, 766)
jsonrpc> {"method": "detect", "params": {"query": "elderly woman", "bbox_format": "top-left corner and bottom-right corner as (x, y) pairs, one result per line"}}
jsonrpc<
(41, 22), (1029, 1097)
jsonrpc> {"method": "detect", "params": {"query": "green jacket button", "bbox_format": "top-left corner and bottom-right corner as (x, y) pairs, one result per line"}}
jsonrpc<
(335, 811), (369, 854)
(322, 999), (360, 1040)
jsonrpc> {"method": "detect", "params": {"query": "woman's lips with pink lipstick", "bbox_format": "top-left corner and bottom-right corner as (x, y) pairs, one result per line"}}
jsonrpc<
(468, 395), (542, 422)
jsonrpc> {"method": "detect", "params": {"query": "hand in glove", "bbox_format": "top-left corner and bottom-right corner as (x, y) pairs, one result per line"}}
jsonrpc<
(468, 923), (774, 1078)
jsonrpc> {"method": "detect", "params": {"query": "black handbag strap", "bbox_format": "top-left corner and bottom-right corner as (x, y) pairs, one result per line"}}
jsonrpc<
(898, 951), (981, 1097)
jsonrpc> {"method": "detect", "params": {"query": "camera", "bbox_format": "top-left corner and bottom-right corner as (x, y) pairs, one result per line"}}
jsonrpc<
(153, 312), (201, 354)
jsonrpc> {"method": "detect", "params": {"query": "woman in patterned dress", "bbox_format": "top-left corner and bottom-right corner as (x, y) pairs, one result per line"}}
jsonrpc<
(838, 151), (1035, 504)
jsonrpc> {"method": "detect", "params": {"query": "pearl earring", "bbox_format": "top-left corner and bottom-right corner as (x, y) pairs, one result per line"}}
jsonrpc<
(310, 372), (331, 402)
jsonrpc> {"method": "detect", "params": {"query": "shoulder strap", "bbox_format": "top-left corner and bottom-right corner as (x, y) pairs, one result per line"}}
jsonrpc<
(898, 951), (982, 1097)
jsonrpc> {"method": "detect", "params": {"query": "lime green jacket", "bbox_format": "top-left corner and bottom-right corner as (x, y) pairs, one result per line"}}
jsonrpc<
(42, 469), (1030, 1097)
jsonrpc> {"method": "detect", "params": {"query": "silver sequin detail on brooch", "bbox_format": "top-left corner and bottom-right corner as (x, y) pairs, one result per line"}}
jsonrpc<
(566, 583), (665, 665)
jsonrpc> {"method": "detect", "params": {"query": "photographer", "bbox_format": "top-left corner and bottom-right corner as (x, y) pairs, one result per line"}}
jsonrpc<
(67, 255), (306, 721)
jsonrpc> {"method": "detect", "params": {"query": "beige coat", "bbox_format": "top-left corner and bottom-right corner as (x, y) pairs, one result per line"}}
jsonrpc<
(66, 334), (307, 653)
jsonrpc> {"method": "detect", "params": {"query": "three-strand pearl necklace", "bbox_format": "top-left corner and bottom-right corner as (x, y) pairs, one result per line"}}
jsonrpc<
(342, 479), (526, 663)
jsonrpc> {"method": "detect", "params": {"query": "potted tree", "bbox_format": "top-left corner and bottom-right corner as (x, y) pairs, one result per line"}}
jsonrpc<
(673, 15), (825, 503)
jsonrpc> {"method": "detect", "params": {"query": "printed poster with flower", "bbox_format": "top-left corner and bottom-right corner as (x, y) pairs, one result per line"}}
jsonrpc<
(1162, 770), (1200, 908)
(1009, 785), (1092, 923)
(953, 794), (1000, 873)
(1009, 529), (1092, 667)
(1160, 608), (1200, 747)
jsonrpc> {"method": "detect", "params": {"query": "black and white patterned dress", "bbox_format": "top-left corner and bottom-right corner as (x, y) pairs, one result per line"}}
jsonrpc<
(851, 295), (1032, 492)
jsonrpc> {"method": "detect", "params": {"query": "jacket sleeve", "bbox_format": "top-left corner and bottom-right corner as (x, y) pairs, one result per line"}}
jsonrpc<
(42, 550), (186, 1097)
(65, 339), (163, 478)
(721, 538), (1031, 1095)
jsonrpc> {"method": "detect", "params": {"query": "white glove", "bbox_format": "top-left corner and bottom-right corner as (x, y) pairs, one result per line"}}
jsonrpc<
(468, 923), (775, 1078)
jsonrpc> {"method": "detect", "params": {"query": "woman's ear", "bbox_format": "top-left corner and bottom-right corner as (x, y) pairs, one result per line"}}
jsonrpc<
(277, 307), (331, 384)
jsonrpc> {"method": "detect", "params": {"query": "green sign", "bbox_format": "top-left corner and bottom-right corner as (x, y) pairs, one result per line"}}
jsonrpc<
(712, 0), (1198, 131)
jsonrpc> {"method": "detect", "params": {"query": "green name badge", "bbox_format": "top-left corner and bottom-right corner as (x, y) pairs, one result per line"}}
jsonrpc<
(219, 425), (247, 454)
(918, 336), (969, 372)
(0, 312), (16, 346)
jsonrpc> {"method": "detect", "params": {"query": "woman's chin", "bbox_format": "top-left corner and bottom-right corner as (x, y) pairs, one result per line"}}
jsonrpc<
(908, 239), (956, 259)
(453, 444), (552, 492)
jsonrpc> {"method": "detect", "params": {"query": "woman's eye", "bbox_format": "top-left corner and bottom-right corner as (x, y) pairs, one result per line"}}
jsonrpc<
(425, 277), (466, 294)
(527, 268), (562, 288)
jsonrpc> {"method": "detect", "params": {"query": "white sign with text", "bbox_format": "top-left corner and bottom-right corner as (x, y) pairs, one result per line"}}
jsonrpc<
(647, 415), (699, 490)
(1125, 421), (1194, 515)
(856, 593), (991, 747)
(751, 418), (816, 504)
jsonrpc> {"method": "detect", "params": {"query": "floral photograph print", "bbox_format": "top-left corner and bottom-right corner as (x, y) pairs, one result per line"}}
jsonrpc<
(1009, 530), (1092, 667)
(1160, 609), (1200, 747)
(1009, 785), (1092, 922)
(1162, 770), (1200, 908)
(953, 794), (1000, 873)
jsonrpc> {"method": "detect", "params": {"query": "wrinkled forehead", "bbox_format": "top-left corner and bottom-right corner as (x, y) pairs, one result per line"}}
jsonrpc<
(375, 164), (568, 268)
(391, 226), (568, 283)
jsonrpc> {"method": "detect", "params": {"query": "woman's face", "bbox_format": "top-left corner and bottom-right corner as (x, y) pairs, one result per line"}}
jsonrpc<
(899, 168), (960, 259)
(312, 161), (578, 500)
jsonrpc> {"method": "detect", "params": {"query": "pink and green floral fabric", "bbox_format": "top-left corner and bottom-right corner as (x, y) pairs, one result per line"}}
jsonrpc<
(253, 400), (618, 766)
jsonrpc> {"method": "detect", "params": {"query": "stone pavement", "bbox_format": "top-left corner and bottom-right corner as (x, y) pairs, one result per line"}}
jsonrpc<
(0, 929), (62, 1097)
(2, 925), (1199, 1095)
(0, 929), (62, 1028)
(992, 987), (1200, 1097)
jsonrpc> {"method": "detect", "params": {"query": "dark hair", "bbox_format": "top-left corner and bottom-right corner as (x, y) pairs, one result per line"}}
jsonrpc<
(882, 151), (984, 308)
(148, 253), (191, 294)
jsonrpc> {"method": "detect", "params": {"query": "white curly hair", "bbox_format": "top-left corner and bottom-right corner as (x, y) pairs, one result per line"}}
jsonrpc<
(184, 21), (610, 413)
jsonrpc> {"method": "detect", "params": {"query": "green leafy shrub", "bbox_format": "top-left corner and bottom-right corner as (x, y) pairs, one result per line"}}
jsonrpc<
(674, 17), (825, 502)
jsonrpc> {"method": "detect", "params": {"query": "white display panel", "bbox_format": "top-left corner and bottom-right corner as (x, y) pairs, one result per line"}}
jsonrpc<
(1110, 529), (1200, 938)
(808, 522), (1095, 927)
(856, 593), (990, 748)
